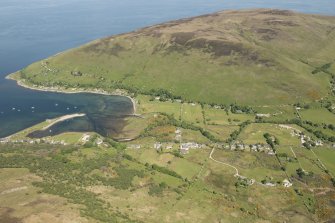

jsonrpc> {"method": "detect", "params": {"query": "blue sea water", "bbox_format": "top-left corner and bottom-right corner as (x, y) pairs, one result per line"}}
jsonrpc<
(0, 0), (334, 137)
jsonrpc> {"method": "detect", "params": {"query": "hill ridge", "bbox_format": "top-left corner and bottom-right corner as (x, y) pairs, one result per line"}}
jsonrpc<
(11, 9), (335, 105)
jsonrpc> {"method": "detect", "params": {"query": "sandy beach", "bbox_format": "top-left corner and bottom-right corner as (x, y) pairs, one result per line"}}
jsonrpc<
(43, 113), (86, 130)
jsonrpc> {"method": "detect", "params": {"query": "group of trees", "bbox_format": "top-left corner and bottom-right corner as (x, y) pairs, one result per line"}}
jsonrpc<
(301, 124), (335, 143)
(93, 167), (144, 190)
(148, 163), (183, 179)
(263, 133), (279, 149)
(105, 138), (127, 150)
(311, 63), (332, 74)
(228, 120), (252, 143)
(230, 103), (255, 114)
(148, 182), (167, 196)
(304, 120), (335, 132)
(296, 168), (313, 178)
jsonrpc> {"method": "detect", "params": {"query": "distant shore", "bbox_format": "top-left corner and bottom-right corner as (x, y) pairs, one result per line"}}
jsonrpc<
(6, 74), (137, 115)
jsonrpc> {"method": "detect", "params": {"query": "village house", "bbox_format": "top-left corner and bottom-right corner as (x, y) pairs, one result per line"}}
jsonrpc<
(0, 138), (9, 144)
(181, 142), (201, 150)
(282, 179), (293, 187)
(256, 113), (271, 118)
(81, 134), (91, 143)
(180, 147), (189, 154)
(268, 150), (276, 156)
(180, 142), (203, 154)
(96, 138), (104, 146)
(175, 128), (182, 141)
(315, 140), (323, 146)
(127, 144), (141, 149)
(250, 144), (258, 152)
(265, 182), (276, 187)
(154, 142), (162, 150)
(166, 145), (173, 150)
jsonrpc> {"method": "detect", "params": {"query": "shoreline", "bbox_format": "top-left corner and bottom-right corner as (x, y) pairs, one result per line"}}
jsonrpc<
(43, 113), (86, 130)
(1, 113), (86, 140)
(6, 74), (137, 115)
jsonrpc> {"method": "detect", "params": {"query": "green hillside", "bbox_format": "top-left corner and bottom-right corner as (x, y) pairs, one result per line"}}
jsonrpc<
(11, 9), (335, 105)
(3, 9), (335, 223)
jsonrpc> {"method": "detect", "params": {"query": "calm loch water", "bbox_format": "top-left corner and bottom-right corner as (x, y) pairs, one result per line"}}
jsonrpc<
(0, 0), (334, 138)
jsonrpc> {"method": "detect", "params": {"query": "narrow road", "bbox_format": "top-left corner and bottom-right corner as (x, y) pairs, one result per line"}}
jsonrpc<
(209, 147), (290, 187)
(209, 147), (240, 177)
(290, 146), (304, 170)
(295, 108), (302, 119)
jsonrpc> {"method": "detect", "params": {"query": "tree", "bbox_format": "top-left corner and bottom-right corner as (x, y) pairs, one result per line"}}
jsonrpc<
(296, 168), (305, 178)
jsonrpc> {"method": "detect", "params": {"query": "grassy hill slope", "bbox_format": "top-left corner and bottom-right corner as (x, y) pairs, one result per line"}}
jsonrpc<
(12, 9), (335, 105)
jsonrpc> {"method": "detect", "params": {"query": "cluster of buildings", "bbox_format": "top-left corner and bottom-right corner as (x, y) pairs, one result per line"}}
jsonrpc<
(217, 142), (275, 155)
(127, 140), (205, 155)
(180, 142), (205, 154)
(260, 179), (292, 188)
(127, 144), (141, 150)
(153, 142), (173, 151)
(0, 137), (67, 146)
(300, 133), (323, 146)
(256, 113), (271, 118)
(175, 128), (182, 141)
(289, 128), (323, 147)
(80, 134), (105, 146)
(279, 124), (324, 147)
(0, 138), (9, 144)
(81, 134), (91, 143)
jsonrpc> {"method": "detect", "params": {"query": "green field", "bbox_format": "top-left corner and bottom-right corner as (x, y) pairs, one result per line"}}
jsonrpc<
(204, 107), (255, 125)
(314, 147), (335, 175)
(137, 95), (181, 117)
(238, 123), (302, 146)
(300, 108), (335, 125)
